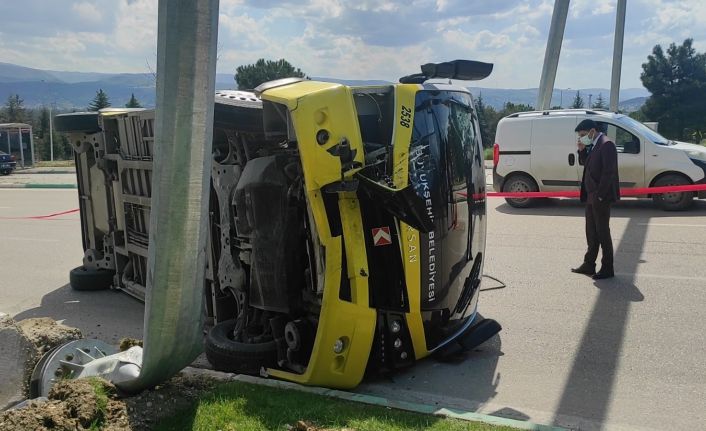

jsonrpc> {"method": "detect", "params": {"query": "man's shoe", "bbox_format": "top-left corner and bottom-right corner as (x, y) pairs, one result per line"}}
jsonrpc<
(571, 263), (596, 275)
(592, 268), (615, 279)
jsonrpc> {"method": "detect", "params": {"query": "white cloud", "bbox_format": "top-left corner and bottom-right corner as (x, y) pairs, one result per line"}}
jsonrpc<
(2, 0), (706, 89)
(72, 2), (103, 22)
(570, 0), (615, 18)
(443, 29), (511, 50)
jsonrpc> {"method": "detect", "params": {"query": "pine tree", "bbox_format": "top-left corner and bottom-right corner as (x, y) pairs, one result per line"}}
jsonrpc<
(88, 89), (111, 111)
(3, 94), (26, 122)
(592, 93), (607, 109)
(641, 39), (706, 139)
(571, 91), (585, 109)
(125, 93), (142, 108)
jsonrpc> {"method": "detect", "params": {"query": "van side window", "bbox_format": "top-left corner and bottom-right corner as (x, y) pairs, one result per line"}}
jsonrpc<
(597, 122), (640, 154)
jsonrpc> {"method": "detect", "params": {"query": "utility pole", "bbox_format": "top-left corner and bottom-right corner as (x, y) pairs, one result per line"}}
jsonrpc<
(610, 0), (627, 112)
(118, 0), (220, 393)
(49, 105), (54, 161)
(18, 128), (25, 168)
(537, 0), (570, 110)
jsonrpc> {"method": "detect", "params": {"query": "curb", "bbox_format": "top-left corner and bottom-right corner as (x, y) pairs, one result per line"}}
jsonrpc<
(0, 184), (77, 189)
(19, 170), (76, 175)
(180, 368), (566, 431)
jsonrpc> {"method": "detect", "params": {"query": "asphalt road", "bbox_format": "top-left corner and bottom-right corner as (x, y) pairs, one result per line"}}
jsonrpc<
(0, 189), (143, 343)
(2, 188), (705, 430)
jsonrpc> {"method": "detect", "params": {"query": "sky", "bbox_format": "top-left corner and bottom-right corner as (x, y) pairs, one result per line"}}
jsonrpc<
(0, 0), (703, 89)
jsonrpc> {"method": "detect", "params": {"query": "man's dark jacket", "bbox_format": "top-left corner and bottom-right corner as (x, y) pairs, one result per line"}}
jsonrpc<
(578, 133), (620, 203)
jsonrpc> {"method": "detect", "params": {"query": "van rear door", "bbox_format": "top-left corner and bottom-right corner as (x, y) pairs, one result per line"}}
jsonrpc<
(530, 116), (581, 191)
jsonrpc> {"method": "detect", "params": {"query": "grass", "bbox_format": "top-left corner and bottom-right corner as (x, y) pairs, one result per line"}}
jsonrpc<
(153, 382), (517, 431)
(34, 160), (75, 168)
(86, 377), (110, 431)
(484, 147), (493, 160)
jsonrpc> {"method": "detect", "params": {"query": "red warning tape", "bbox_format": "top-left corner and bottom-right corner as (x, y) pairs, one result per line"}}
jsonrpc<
(466, 183), (706, 199)
(0, 208), (80, 220)
(2, 184), (706, 220)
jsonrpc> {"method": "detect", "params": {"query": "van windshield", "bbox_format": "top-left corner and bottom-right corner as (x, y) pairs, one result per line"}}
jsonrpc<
(615, 115), (673, 146)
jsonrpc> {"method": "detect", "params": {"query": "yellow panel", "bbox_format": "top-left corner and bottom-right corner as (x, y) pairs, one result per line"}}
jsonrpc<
(286, 84), (365, 190)
(263, 81), (375, 389)
(260, 81), (342, 110)
(391, 85), (430, 359)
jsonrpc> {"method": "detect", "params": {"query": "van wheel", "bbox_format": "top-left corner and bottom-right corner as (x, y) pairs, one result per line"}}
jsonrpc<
(503, 174), (537, 208)
(69, 266), (114, 291)
(204, 319), (278, 375)
(652, 174), (693, 211)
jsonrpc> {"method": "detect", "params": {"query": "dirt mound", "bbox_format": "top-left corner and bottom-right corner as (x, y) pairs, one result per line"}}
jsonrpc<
(1, 372), (216, 431)
(2, 317), (217, 430)
(0, 316), (37, 410)
(17, 318), (82, 355)
(119, 338), (143, 352)
(0, 378), (129, 431)
(123, 373), (216, 430)
(13, 317), (83, 399)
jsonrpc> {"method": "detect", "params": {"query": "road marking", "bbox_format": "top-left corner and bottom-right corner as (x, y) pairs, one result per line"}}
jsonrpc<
(5, 237), (61, 243)
(617, 272), (706, 282)
(638, 223), (706, 228)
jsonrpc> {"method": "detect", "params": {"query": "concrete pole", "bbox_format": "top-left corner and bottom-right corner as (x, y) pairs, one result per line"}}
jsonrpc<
(49, 106), (54, 161)
(610, 0), (627, 112)
(118, 0), (220, 393)
(18, 129), (25, 168)
(537, 0), (570, 110)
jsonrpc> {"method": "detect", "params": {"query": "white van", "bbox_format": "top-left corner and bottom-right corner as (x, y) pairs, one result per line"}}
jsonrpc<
(492, 109), (706, 210)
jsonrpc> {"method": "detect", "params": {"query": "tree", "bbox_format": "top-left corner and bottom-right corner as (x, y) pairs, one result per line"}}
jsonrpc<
(571, 91), (584, 109)
(592, 93), (607, 109)
(480, 102), (534, 147)
(235, 58), (306, 90)
(125, 93), (142, 108)
(88, 89), (111, 111)
(3, 94), (26, 123)
(474, 94), (494, 148)
(640, 38), (706, 140)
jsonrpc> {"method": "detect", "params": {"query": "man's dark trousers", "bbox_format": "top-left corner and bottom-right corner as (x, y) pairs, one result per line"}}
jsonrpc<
(584, 198), (613, 269)
(578, 133), (619, 272)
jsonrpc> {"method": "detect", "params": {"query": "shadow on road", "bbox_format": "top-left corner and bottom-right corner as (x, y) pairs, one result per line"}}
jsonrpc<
(495, 198), (706, 218)
(13, 284), (144, 344)
(358, 329), (509, 417)
(551, 215), (646, 430)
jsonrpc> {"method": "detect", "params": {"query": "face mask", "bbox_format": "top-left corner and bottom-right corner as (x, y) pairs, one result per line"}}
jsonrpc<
(579, 133), (592, 146)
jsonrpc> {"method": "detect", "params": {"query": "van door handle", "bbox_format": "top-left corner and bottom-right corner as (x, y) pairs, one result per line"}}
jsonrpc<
(568, 153), (575, 166)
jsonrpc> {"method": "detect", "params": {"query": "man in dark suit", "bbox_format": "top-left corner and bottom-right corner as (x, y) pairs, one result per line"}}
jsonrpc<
(571, 119), (620, 279)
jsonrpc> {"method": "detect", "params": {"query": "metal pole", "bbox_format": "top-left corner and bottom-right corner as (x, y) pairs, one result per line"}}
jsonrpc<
(610, 0), (627, 112)
(49, 106), (54, 161)
(6, 129), (10, 154)
(537, 0), (570, 110)
(18, 129), (25, 168)
(29, 127), (35, 165)
(118, 0), (220, 393)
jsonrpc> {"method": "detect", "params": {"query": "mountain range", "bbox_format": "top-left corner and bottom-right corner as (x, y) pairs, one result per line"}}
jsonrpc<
(0, 62), (650, 112)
